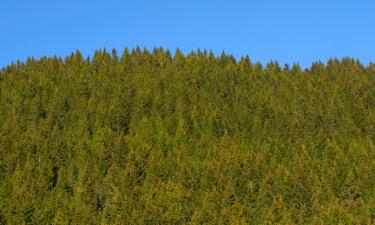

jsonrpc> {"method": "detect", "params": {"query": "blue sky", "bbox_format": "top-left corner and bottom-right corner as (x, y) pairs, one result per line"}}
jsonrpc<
(1, 0), (374, 68)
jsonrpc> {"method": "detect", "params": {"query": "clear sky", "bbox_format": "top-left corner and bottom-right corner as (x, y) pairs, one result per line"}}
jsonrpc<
(1, 0), (374, 68)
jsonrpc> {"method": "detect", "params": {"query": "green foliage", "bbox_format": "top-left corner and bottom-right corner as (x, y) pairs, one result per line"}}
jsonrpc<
(0, 48), (374, 224)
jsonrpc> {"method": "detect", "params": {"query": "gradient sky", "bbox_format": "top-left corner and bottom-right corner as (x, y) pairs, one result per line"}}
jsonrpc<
(1, 0), (374, 68)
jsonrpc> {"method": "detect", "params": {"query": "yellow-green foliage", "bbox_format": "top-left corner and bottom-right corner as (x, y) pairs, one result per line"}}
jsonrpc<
(0, 48), (374, 224)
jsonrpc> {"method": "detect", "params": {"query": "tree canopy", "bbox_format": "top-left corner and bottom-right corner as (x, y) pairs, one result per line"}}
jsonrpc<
(0, 48), (374, 224)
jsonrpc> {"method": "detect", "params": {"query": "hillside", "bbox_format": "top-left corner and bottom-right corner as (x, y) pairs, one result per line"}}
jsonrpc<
(0, 48), (374, 224)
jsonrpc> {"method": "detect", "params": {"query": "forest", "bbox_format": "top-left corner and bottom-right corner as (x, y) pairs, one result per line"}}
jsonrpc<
(0, 47), (374, 224)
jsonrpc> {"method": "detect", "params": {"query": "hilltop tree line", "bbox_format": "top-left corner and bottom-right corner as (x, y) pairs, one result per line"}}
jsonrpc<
(0, 47), (374, 224)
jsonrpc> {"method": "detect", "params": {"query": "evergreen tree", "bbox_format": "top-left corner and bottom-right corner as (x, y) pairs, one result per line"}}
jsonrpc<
(0, 48), (374, 224)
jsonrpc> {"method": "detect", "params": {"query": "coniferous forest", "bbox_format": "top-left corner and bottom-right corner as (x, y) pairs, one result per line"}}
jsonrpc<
(0, 47), (374, 224)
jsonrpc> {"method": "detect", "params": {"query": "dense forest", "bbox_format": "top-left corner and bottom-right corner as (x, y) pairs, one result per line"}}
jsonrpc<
(0, 47), (374, 224)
